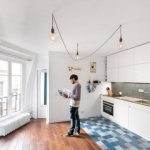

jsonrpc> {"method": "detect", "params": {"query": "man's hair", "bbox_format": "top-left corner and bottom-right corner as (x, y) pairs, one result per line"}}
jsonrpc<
(70, 74), (78, 80)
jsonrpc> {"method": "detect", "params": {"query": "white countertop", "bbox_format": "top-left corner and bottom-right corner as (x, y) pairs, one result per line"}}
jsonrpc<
(102, 95), (150, 107)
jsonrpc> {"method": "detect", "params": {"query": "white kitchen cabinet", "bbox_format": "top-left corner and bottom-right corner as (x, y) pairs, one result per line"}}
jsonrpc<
(134, 44), (150, 65)
(134, 63), (150, 83)
(107, 67), (118, 82)
(101, 96), (150, 141)
(129, 103), (150, 141)
(114, 99), (129, 129)
(101, 96), (129, 129)
(118, 50), (134, 67)
(118, 66), (134, 82)
(101, 95), (115, 103)
(101, 96), (115, 122)
(107, 45), (150, 83)
(107, 65), (134, 83)
(107, 54), (118, 68)
(107, 50), (134, 82)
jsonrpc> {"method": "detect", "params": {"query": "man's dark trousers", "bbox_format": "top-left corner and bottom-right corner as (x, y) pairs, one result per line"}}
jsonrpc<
(69, 106), (80, 134)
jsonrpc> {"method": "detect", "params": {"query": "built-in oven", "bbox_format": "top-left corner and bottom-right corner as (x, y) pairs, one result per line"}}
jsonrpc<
(103, 100), (114, 116)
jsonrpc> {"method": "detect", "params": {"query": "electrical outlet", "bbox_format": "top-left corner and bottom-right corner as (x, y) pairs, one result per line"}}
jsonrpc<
(138, 89), (144, 93)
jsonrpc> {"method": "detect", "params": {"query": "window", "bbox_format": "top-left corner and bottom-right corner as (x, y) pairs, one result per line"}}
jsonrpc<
(0, 82), (3, 95)
(0, 59), (23, 118)
(0, 60), (8, 118)
(11, 63), (22, 112)
(40, 71), (47, 106)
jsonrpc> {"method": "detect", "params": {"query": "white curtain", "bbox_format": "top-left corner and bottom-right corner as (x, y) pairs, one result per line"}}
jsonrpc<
(23, 55), (38, 118)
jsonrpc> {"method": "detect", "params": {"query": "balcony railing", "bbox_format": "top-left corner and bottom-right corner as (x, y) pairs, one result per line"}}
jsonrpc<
(11, 94), (21, 112)
(0, 97), (8, 118)
(0, 94), (21, 118)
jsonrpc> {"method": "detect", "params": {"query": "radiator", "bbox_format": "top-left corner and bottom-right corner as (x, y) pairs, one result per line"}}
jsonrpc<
(0, 113), (31, 136)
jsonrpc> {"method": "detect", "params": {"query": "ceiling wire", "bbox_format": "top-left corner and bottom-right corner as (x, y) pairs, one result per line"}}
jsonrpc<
(107, 41), (150, 56)
(53, 15), (75, 61)
(53, 14), (121, 61)
(53, 14), (150, 61)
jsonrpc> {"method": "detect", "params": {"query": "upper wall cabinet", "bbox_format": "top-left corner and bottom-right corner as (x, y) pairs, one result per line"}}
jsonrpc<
(118, 50), (134, 67)
(107, 67), (118, 82)
(107, 54), (118, 82)
(134, 44), (150, 65)
(107, 44), (150, 83)
(118, 66), (134, 82)
(107, 50), (134, 82)
(134, 63), (150, 83)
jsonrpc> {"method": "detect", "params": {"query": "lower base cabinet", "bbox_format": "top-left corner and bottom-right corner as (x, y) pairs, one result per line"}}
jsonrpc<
(114, 99), (129, 129)
(101, 96), (150, 141)
(129, 103), (150, 141)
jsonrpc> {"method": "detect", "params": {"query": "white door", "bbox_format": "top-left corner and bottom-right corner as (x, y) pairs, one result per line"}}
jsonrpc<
(38, 70), (47, 118)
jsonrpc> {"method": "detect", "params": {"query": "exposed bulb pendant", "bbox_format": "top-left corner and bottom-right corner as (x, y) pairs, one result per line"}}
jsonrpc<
(50, 14), (57, 42)
(119, 36), (123, 48)
(75, 43), (80, 60)
(119, 25), (124, 49)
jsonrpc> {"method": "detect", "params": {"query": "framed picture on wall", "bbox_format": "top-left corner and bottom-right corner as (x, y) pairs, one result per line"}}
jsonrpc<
(90, 62), (96, 73)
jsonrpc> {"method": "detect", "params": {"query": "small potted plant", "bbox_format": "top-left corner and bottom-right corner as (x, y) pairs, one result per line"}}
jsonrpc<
(106, 87), (113, 96)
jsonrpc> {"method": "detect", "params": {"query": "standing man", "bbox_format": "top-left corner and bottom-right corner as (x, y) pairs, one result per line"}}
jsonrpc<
(64, 74), (81, 136)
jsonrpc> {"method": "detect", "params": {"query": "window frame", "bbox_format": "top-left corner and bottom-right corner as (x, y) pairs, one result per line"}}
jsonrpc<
(0, 55), (25, 119)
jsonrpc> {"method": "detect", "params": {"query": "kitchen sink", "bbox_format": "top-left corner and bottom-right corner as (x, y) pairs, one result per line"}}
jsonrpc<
(136, 100), (150, 105)
(115, 96), (142, 102)
(109, 95), (150, 106)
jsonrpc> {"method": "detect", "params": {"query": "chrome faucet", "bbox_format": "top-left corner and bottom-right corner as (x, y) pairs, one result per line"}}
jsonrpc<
(138, 89), (149, 99)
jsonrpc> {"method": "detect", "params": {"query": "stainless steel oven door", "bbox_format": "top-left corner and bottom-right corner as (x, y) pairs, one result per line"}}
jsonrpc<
(103, 101), (114, 116)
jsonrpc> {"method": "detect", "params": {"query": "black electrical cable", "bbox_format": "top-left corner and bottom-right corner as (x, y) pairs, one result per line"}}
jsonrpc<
(53, 14), (121, 61)
(53, 15), (75, 61)
(52, 14), (150, 61)
(108, 41), (150, 56)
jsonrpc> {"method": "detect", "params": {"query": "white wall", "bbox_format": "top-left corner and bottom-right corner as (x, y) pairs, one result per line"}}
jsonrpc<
(48, 51), (111, 123)
(26, 52), (49, 119)
(24, 52), (49, 119)
(37, 52), (49, 70)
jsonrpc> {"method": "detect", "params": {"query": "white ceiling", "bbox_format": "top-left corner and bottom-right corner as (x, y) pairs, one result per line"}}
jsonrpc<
(0, 0), (150, 56)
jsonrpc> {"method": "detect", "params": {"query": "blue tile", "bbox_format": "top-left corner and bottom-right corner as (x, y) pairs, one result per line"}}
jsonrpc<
(115, 145), (124, 150)
(81, 116), (150, 150)
(103, 135), (113, 139)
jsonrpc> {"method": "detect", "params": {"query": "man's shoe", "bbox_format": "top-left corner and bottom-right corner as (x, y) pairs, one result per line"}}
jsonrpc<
(74, 131), (80, 136)
(63, 132), (74, 137)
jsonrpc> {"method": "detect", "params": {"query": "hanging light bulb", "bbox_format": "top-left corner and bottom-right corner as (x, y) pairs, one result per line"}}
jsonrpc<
(50, 14), (57, 42)
(50, 27), (57, 41)
(76, 51), (79, 60)
(75, 43), (80, 60)
(119, 36), (123, 48)
(119, 25), (124, 49)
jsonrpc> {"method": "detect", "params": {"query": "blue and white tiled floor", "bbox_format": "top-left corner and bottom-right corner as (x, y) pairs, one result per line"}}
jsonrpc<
(81, 117), (150, 150)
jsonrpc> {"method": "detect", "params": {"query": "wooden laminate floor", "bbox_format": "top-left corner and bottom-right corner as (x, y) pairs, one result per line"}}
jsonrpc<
(0, 119), (102, 150)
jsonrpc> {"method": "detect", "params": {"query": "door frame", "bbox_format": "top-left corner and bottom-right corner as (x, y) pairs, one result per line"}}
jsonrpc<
(37, 69), (47, 118)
